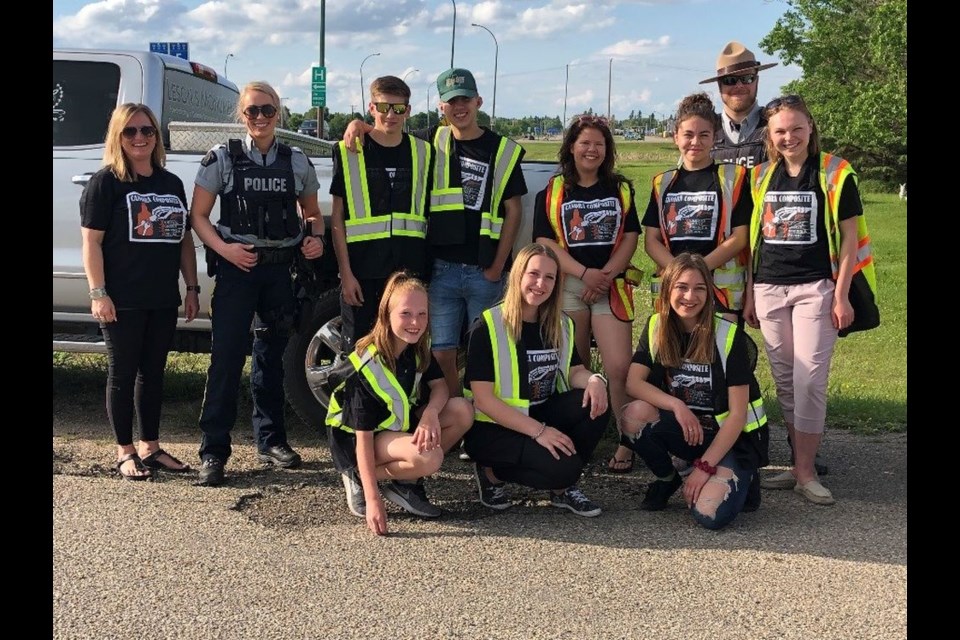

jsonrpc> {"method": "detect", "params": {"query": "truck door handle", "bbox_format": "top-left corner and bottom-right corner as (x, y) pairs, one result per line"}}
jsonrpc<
(71, 173), (95, 186)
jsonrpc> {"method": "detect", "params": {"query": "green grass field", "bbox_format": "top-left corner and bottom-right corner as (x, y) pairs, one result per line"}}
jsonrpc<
(52, 139), (907, 434)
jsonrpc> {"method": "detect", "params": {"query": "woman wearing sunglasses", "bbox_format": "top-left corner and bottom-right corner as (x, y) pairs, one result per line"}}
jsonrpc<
(80, 103), (199, 480)
(189, 81), (325, 487)
(532, 114), (640, 476)
(744, 95), (875, 506)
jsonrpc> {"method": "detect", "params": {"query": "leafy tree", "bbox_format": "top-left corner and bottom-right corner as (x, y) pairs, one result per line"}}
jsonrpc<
(760, 0), (907, 185)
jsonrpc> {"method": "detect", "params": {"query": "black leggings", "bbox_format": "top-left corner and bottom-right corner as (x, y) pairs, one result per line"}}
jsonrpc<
(464, 389), (610, 490)
(101, 307), (177, 446)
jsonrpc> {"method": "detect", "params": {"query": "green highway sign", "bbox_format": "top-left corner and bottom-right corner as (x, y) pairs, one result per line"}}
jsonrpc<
(311, 66), (326, 107)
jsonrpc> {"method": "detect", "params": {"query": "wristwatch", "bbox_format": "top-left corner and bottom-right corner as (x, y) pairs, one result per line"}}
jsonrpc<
(186, 285), (201, 293)
(89, 287), (108, 300)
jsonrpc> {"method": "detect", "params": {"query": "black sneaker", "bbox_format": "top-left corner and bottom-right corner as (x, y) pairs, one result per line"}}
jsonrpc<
(639, 473), (682, 511)
(258, 444), (302, 469)
(549, 486), (602, 517)
(198, 457), (225, 487)
(382, 479), (442, 518)
(742, 472), (761, 513)
(787, 436), (829, 476)
(341, 468), (366, 517)
(474, 463), (512, 510)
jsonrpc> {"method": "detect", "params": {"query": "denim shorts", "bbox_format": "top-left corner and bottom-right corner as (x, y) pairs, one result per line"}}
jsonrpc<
(429, 259), (505, 350)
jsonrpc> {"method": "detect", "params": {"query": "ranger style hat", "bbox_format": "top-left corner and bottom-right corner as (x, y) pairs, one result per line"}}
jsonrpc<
(699, 41), (778, 84)
(437, 68), (479, 102)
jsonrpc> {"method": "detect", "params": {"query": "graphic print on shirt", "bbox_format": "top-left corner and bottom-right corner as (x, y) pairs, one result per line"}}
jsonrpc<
(662, 191), (719, 241)
(126, 192), (187, 244)
(458, 156), (490, 211)
(527, 347), (560, 405)
(562, 197), (622, 246)
(760, 190), (818, 244)
(666, 361), (713, 412)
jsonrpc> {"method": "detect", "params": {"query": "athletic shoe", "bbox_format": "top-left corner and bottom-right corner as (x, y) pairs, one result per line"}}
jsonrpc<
(382, 479), (442, 518)
(474, 463), (512, 510)
(549, 486), (602, 517)
(198, 457), (225, 487)
(639, 473), (682, 511)
(341, 468), (366, 517)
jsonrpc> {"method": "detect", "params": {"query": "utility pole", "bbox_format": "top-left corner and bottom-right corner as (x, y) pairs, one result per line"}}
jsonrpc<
(607, 58), (612, 122)
(318, 0), (326, 139)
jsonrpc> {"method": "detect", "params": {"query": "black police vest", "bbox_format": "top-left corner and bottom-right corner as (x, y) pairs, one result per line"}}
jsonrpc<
(710, 115), (768, 170)
(220, 139), (300, 243)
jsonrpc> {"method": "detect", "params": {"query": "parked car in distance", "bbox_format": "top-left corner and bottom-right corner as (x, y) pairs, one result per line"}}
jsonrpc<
(298, 119), (318, 137)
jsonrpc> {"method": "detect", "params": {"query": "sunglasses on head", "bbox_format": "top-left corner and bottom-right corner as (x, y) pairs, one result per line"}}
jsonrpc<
(765, 95), (804, 111)
(121, 125), (157, 139)
(719, 74), (757, 86)
(242, 104), (278, 119)
(373, 102), (409, 115)
(576, 114), (609, 128)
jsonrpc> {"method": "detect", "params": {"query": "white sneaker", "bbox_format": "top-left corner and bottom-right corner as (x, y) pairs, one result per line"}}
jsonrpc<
(672, 456), (694, 477)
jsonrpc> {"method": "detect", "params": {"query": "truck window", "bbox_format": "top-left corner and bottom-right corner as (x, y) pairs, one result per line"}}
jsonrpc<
(53, 60), (121, 147)
(162, 69), (238, 147)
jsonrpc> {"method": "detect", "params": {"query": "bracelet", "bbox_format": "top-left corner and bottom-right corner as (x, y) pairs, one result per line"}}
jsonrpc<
(186, 285), (201, 293)
(532, 422), (547, 441)
(580, 265), (588, 279)
(589, 373), (608, 388)
(692, 458), (717, 476)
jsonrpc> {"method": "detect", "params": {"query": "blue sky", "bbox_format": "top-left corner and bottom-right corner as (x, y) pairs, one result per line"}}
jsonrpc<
(52, 0), (802, 121)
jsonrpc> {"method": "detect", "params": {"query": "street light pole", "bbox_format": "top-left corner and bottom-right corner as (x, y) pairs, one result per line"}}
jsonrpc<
(562, 63), (569, 131)
(426, 84), (431, 128)
(402, 68), (419, 83)
(471, 22), (498, 132)
(359, 52), (381, 122)
(224, 53), (234, 77)
(450, 0), (457, 68)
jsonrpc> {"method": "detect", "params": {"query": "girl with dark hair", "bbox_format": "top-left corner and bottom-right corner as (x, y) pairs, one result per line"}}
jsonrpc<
(326, 271), (474, 535)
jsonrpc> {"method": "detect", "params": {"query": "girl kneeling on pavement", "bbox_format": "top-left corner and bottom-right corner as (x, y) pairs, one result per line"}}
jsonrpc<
(463, 243), (611, 517)
(326, 271), (474, 535)
(622, 253), (769, 529)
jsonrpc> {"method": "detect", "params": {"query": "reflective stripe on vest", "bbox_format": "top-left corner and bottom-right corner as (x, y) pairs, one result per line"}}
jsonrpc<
(338, 138), (430, 243)
(429, 127), (522, 240)
(545, 175), (633, 251)
(324, 345), (422, 433)
(465, 305), (575, 423)
(750, 153), (877, 299)
(646, 313), (766, 434)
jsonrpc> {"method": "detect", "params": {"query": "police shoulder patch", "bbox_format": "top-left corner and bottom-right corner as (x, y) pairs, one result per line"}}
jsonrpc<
(200, 149), (219, 167)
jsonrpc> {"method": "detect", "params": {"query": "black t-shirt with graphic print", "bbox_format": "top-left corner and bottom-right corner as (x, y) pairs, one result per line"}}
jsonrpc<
(532, 181), (641, 272)
(465, 318), (583, 405)
(338, 346), (444, 432)
(641, 163), (752, 259)
(754, 157), (863, 285)
(79, 166), (189, 310)
(413, 126), (527, 266)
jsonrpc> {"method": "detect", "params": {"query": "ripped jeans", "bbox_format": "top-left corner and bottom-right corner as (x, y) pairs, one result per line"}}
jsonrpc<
(628, 410), (755, 530)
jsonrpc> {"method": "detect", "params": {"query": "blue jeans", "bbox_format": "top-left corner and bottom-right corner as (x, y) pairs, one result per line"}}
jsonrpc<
(428, 259), (505, 350)
(198, 261), (295, 462)
(630, 410), (755, 530)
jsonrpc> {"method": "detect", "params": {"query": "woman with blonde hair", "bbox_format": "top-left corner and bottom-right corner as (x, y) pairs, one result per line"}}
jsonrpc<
(463, 243), (610, 516)
(622, 253), (769, 528)
(80, 103), (199, 479)
(326, 271), (474, 535)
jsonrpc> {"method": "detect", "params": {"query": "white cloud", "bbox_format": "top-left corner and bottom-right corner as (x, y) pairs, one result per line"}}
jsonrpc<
(600, 35), (671, 57)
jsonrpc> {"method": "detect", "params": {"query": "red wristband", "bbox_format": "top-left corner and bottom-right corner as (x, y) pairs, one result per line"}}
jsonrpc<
(693, 458), (717, 476)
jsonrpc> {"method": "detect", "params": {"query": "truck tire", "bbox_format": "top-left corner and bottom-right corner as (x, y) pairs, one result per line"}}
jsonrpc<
(283, 289), (343, 428)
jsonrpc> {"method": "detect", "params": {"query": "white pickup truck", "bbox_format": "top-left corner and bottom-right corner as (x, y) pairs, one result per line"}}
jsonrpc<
(52, 48), (555, 426)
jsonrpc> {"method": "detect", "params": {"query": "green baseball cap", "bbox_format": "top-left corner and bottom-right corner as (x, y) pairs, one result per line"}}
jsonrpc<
(437, 68), (478, 102)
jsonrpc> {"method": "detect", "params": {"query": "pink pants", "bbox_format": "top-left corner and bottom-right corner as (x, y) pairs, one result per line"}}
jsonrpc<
(753, 279), (838, 434)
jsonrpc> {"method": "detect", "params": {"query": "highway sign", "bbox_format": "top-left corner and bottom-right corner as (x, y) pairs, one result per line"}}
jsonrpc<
(311, 66), (327, 107)
(312, 66), (326, 83)
(149, 42), (189, 61)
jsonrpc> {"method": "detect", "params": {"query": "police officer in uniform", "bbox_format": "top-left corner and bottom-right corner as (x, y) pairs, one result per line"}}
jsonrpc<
(190, 81), (325, 487)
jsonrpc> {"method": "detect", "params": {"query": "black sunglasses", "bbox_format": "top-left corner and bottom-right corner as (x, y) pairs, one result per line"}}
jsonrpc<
(242, 104), (278, 119)
(373, 102), (410, 115)
(719, 74), (757, 86)
(765, 95), (804, 111)
(121, 125), (157, 139)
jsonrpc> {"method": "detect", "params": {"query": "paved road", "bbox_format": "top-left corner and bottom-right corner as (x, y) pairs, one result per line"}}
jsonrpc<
(53, 421), (906, 640)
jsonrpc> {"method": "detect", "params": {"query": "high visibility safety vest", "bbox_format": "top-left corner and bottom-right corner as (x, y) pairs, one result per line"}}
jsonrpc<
(749, 152), (877, 298)
(646, 313), (767, 433)
(544, 175), (633, 251)
(325, 345), (423, 434)
(336, 136), (431, 243)
(464, 304), (575, 423)
(650, 163), (749, 310)
(429, 126), (522, 241)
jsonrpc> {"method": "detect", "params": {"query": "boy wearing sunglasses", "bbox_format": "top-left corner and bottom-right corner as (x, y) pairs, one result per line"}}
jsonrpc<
(699, 41), (778, 171)
(329, 76), (432, 354)
(343, 68), (527, 399)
